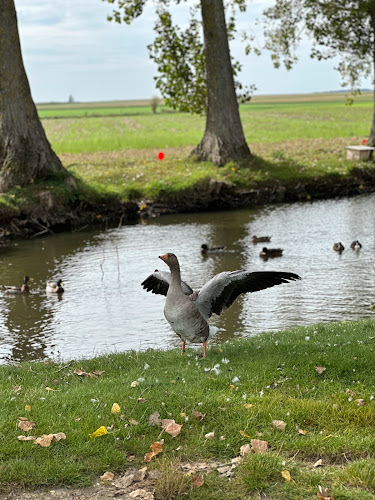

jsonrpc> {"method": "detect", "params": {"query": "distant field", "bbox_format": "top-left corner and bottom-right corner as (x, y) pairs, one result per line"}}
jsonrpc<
(39, 92), (373, 154)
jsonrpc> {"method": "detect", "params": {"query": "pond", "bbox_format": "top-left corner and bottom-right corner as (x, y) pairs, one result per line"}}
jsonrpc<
(0, 193), (374, 364)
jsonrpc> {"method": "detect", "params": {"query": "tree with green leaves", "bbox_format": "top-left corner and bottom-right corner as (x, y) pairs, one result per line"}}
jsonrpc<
(105, 0), (252, 166)
(253, 0), (375, 145)
(0, 0), (66, 192)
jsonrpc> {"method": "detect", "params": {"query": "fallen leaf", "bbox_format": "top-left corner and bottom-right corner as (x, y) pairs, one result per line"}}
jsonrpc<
(53, 432), (66, 442)
(162, 420), (182, 437)
(346, 388), (356, 396)
(240, 444), (252, 456)
(92, 370), (104, 376)
(18, 435), (36, 441)
(100, 471), (114, 481)
(219, 435), (225, 441)
(161, 419), (174, 429)
(129, 489), (153, 500)
(89, 426), (108, 438)
(298, 429), (308, 435)
(192, 410), (205, 420)
(239, 430), (251, 438)
(148, 411), (161, 426)
(129, 419), (139, 426)
(282, 470), (291, 482)
(13, 385), (22, 394)
(355, 399), (365, 406)
(243, 403), (253, 409)
(137, 397), (146, 403)
(131, 380), (139, 388)
(144, 441), (163, 463)
(272, 419), (286, 431)
(313, 459), (323, 467)
(317, 485), (331, 500)
(251, 439), (268, 454)
(18, 420), (35, 432)
(111, 403), (121, 414)
(34, 434), (54, 447)
(191, 474), (204, 488)
(204, 431), (215, 439)
(315, 366), (326, 375)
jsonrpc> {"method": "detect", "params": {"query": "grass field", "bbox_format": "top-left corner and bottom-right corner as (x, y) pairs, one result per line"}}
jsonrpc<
(38, 93), (372, 154)
(1, 319), (375, 498)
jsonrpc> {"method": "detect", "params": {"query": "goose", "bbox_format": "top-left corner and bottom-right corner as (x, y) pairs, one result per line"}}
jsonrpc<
(259, 247), (283, 259)
(201, 244), (225, 255)
(350, 240), (362, 250)
(46, 279), (64, 293)
(141, 253), (301, 357)
(251, 235), (271, 244)
(2, 275), (30, 294)
(333, 242), (345, 252)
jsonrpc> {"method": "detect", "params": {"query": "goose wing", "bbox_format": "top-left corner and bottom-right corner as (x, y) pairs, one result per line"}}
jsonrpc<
(141, 270), (194, 297)
(194, 270), (301, 319)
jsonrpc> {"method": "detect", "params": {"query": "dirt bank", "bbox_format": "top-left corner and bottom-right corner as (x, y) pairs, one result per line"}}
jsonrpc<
(1, 166), (375, 239)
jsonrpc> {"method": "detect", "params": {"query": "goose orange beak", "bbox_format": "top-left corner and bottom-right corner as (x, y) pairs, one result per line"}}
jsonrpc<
(159, 253), (168, 261)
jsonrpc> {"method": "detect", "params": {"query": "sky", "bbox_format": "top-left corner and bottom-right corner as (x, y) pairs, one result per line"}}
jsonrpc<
(14, 0), (373, 104)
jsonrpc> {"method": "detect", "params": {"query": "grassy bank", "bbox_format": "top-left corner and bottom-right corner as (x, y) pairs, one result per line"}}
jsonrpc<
(1, 319), (375, 498)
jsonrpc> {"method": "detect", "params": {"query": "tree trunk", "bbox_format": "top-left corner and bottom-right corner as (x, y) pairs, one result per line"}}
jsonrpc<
(0, 0), (66, 192)
(191, 0), (251, 166)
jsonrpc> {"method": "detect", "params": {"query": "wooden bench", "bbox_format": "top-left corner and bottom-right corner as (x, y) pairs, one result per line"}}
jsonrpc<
(346, 145), (375, 161)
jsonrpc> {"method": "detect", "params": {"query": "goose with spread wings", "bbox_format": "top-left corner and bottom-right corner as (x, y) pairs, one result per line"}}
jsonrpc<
(141, 253), (301, 358)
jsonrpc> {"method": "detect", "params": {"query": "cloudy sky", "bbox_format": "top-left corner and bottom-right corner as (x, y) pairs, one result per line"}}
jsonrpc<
(14, 0), (372, 104)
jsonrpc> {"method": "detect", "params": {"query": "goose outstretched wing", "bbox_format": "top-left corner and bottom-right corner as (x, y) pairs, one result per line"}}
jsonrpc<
(141, 270), (194, 297)
(194, 270), (301, 319)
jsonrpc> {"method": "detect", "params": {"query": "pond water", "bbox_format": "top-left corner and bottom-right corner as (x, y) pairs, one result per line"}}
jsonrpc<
(0, 193), (374, 364)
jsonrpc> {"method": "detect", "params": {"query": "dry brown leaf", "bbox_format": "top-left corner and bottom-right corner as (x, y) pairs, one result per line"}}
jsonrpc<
(272, 419), (286, 431)
(298, 429), (308, 435)
(128, 489), (153, 500)
(100, 471), (114, 481)
(144, 441), (163, 463)
(315, 366), (326, 375)
(92, 370), (104, 376)
(13, 385), (22, 394)
(137, 398), (146, 404)
(131, 380), (139, 388)
(34, 434), (54, 447)
(148, 411), (161, 426)
(251, 438), (268, 454)
(164, 421), (182, 438)
(313, 459), (323, 468)
(346, 388), (356, 396)
(317, 485), (331, 500)
(204, 431), (215, 439)
(18, 420), (35, 432)
(191, 474), (204, 488)
(161, 418), (174, 429)
(192, 410), (205, 420)
(282, 470), (291, 482)
(53, 432), (66, 442)
(129, 419), (139, 426)
(18, 435), (36, 441)
(355, 399), (365, 406)
(240, 444), (252, 456)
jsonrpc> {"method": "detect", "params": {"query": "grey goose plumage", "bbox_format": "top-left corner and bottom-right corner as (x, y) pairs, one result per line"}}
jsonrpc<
(141, 253), (301, 357)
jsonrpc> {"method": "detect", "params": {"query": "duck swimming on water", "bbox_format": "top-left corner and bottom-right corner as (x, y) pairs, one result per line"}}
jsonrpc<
(142, 253), (301, 358)
(2, 276), (30, 294)
(46, 279), (64, 293)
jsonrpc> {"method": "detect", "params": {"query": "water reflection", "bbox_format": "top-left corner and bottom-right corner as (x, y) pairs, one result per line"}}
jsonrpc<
(0, 193), (374, 364)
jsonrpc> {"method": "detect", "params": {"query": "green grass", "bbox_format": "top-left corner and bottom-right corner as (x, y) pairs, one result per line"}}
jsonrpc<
(39, 95), (373, 154)
(1, 319), (375, 498)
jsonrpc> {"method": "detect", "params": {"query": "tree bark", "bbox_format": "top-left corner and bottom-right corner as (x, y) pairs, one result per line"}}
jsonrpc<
(191, 0), (251, 166)
(0, 0), (66, 192)
(368, 16), (375, 146)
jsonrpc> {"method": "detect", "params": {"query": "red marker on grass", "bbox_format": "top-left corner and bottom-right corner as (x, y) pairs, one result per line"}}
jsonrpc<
(158, 151), (165, 160)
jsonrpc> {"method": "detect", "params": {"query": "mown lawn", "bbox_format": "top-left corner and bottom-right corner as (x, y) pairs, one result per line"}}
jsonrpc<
(1, 319), (375, 498)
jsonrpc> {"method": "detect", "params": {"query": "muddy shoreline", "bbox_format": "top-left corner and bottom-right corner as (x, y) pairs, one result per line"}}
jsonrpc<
(1, 167), (375, 239)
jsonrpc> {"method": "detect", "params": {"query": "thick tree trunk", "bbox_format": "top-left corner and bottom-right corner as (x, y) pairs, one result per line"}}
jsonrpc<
(0, 0), (66, 192)
(191, 0), (251, 166)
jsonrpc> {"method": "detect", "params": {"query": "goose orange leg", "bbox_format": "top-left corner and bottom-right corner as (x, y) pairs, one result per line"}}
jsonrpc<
(181, 341), (186, 355)
(203, 342), (207, 358)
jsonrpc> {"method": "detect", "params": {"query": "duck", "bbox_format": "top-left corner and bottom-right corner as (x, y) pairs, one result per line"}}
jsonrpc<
(201, 244), (225, 255)
(259, 247), (283, 259)
(333, 242), (345, 252)
(251, 235), (271, 244)
(2, 275), (30, 294)
(141, 253), (301, 358)
(46, 279), (64, 293)
(350, 240), (362, 250)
